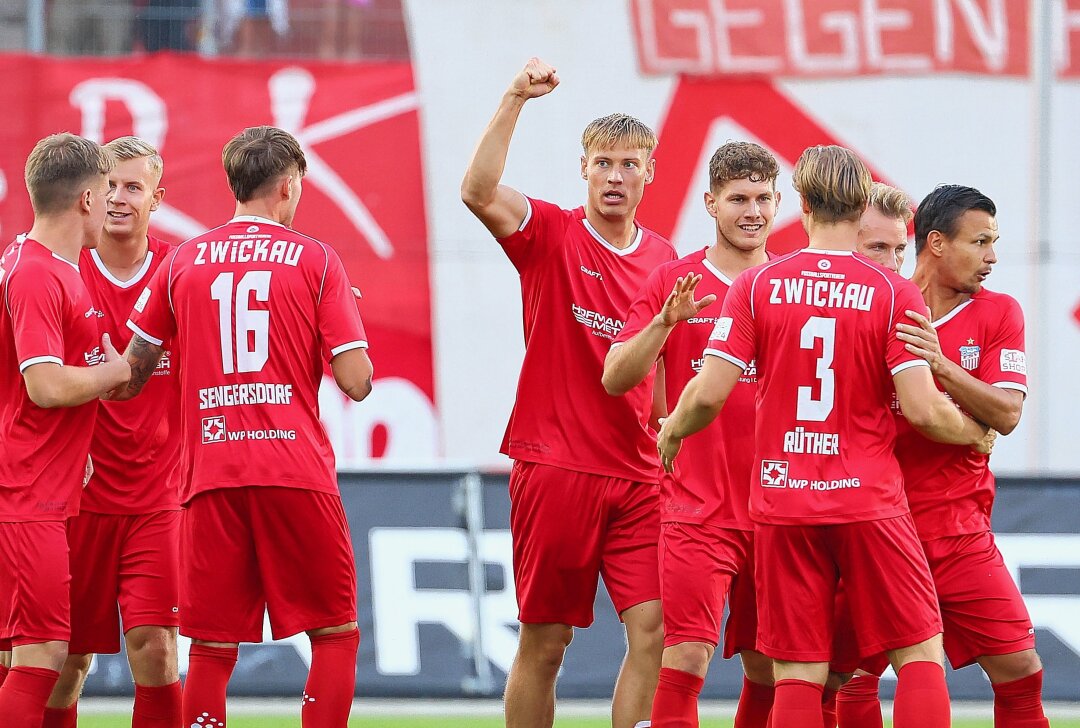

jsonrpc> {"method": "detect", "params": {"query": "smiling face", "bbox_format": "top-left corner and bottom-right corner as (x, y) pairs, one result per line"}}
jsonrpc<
(106, 156), (163, 243)
(706, 177), (778, 253)
(937, 209), (999, 294)
(580, 142), (654, 222)
(857, 205), (909, 272)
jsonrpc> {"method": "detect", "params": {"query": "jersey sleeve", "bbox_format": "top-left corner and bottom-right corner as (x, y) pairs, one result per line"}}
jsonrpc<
(126, 252), (177, 347)
(7, 266), (66, 371)
(494, 197), (565, 273)
(981, 295), (1027, 394)
(705, 269), (755, 370)
(887, 278), (931, 375)
(318, 246), (369, 360)
(612, 265), (668, 352)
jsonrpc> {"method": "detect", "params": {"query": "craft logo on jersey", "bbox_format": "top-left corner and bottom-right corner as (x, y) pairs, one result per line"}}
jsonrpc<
(1001, 348), (1027, 374)
(84, 346), (105, 366)
(579, 265), (603, 281)
(571, 303), (623, 339)
(959, 344), (981, 370)
(761, 460), (789, 488)
(202, 416), (227, 444)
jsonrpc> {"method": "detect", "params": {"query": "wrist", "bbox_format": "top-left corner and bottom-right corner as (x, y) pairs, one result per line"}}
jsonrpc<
(652, 313), (675, 330)
(502, 90), (529, 107)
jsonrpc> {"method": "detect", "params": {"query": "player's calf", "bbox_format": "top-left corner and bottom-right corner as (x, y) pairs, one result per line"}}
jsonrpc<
(126, 626), (181, 728)
(301, 622), (360, 728)
(979, 650), (1050, 728)
(615, 600), (664, 728)
(505, 622), (574, 728)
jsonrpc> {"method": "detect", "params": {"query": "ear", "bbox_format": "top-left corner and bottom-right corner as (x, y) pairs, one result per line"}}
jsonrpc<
(150, 186), (165, 211)
(799, 195), (811, 215)
(280, 174), (294, 200)
(580, 155), (587, 181)
(925, 230), (947, 257)
(81, 188), (94, 213)
(774, 189), (782, 210)
(703, 190), (717, 219)
(644, 157), (656, 185)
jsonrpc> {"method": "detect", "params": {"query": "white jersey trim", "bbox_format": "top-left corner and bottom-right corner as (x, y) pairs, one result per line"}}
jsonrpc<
(90, 248), (154, 289)
(126, 320), (164, 347)
(517, 197), (533, 232)
(51, 252), (80, 271)
(993, 381), (1029, 395)
(230, 214), (285, 228)
(891, 359), (930, 375)
(19, 355), (63, 372)
(931, 299), (974, 328)
(798, 248), (854, 256)
(3, 239), (26, 315)
(704, 348), (747, 370)
(609, 341), (625, 350)
(581, 218), (643, 257)
(330, 340), (369, 356)
(702, 256), (734, 285)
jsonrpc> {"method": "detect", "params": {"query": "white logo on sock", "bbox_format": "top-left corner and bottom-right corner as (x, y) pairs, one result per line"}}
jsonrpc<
(192, 712), (224, 727)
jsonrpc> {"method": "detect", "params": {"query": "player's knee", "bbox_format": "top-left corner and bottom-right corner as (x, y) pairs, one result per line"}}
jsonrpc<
(740, 650), (774, 686)
(663, 642), (712, 676)
(888, 633), (944, 671)
(126, 628), (178, 681)
(518, 624), (573, 671)
(826, 671), (852, 690)
(65, 652), (93, 676)
(981, 649), (1043, 684)
(623, 601), (664, 654)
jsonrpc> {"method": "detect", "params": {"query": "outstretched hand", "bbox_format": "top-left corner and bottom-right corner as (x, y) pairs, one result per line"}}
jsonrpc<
(509, 57), (560, 100)
(658, 275), (717, 328)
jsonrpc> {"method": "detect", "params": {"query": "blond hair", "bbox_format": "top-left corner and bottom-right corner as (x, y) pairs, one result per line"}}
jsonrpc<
(581, 113), (657, 158)
(792, 145), (872, 224)
(868, 182), (913, 224)
(709, 142), (780, 191)
(105, 136), (164, 180)
(222, 126), (307, 203)
(24, 133), (113, 215)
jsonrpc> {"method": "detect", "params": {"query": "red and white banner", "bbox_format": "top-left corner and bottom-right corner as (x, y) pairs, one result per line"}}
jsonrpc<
(0, 53), (437, 462)
(630, 0), (1080, 78)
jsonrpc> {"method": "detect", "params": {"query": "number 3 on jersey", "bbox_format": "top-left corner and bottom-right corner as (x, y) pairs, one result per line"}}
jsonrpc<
(211, 271), (271, 374)
(797, 316), (835, 422)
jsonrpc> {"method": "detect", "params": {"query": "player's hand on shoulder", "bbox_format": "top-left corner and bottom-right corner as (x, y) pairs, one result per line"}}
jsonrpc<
(509, 58), (560, 100)
(896, 309), (948, 375)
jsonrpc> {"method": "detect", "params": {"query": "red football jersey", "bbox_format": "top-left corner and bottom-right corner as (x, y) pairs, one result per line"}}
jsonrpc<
(0, 238), (100, 521)
(615, 248), (756, 529)
(894, 288), (1027, 540)
(707, 249), (929, 525)
(497, 198), (676, 481)
(127, 216), (368, 505)
(79, 236), (181, 514)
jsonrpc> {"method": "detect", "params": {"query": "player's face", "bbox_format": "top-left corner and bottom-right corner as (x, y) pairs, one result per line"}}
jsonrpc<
(106, 157), (163, 242)
(706, 177), (778, 253)
(581, 143), (654, 220)
(941, 209), (999, 294)
(857, 206), (908, 272)
(83, 174), (111, 249)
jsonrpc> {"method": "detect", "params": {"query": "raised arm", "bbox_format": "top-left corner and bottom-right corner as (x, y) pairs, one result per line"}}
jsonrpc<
(460, 58), (559, 239)
(23, 333), (131, 408)
(893, 365), (989, 446)
(896, 310), (1024, 434)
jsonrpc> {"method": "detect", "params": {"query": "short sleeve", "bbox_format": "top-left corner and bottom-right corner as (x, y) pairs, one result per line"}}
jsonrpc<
(127, 253), (177, 347)
(318, 246), (368, 360)
(705, 269), (755, 370)
(8, 267), (66, 371)
(612, 265), (669, 352)
(887, 279), (932, 375)
(494, 197), (566, 273)
(981, 296), (1027, 394)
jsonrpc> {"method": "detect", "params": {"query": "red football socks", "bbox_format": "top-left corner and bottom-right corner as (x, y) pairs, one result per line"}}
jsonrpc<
(0, 666), (61, 728)
(821, 686), (838, 728)
(41, 704), (77, 728)
(836, 674), (883, 728)
(133, 680), (183, 728)
(649, 667), (705, 727)
(993, 670), (1051, 728)
(734, 676), (775, 728)
(182, 644), (238, 728)
(771, 679), (824, 728)
(893, 661), (950, 728)
(303, 628), (360, 727)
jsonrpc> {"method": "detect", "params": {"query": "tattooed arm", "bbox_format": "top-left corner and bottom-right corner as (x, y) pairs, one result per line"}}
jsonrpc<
(108, 333), (165, 402)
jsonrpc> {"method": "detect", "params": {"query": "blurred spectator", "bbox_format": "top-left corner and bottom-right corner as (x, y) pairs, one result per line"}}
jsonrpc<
(223, 0), (289, 57)
(48, 0), (135, 55)
(138, 0), (200, 52)
(319, 0), (370, 60)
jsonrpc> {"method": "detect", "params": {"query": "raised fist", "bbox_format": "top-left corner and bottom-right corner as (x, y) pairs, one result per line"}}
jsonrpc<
(509, 58), (560, 100)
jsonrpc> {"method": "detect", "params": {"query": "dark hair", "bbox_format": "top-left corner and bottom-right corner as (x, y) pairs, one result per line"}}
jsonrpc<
(24, 133), (113, 215)
(709, 142), (780, 192)
(222, 126), (307, 203)
(914, 185), (996, 254)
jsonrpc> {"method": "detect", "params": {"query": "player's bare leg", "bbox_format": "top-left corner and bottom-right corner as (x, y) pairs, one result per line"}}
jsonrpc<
(0, 649), (10, 688)
(504, 622), (573, 728)
(886, 634), (949, 728)
(613, 599), (664, 728)
(977, 649), (1050, 728)
(126, 625), (182, 727)
(303, 621), (361, 727)
(43, 652), (92, 718)
(734, 651), (775, 728)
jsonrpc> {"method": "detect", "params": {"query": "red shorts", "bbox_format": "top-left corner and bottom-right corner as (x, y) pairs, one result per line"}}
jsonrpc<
(659, 522), (757, 654)
(67, 510), (181, 655)
(181, 487), (357, 643)
(756, 515), (942, 663)
(0, 521), (71, 646)
(508, 461), (660, 627)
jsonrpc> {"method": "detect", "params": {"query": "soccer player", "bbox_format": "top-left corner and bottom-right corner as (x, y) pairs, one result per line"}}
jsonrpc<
(0, 133), (131, 727)
(461, 58), (675, 728)
(856, 182), (912, 273)
(39, 137), (181, 728)
(839, 186), (1049, 728)
(116, 126), (374, 728)
(657, 146), (990, 728)
(602, 142), (779, 728)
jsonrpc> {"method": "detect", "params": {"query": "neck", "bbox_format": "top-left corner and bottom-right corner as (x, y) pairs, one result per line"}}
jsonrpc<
(806, 219), (860, 252)
(26, 217), (84, 264)
(234, 200), (285, 225)
(583, 206), (637, 250)
(706, 239), (767, 279)
(911, 259), (971, 321)
(95, 231), (151, 282)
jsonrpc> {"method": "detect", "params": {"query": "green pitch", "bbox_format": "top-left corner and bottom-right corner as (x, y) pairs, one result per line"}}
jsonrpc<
(76, 718), (1080, 728)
